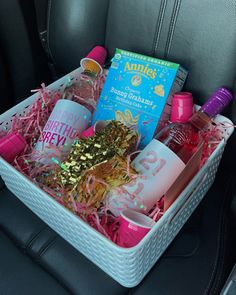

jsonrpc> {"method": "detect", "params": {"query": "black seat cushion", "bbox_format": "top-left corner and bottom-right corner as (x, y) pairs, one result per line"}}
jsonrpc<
(0, 230), (69, 295)
(0, 188), (126, 295)
(0, 0), (235, 294)
(0, 0), (50, 105)
(0, 167), (235, 295)
(47, 0), (236, 109)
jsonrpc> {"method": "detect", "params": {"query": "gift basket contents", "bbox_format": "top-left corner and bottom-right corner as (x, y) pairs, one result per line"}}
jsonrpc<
(0, 47), (234, 250)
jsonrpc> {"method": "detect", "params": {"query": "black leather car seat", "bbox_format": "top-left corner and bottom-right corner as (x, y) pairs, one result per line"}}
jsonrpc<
(0, 52), (13, 113)
(0, 0), (50, 107)
(0, 1), (236, 294)
(44, 0), (236, 106)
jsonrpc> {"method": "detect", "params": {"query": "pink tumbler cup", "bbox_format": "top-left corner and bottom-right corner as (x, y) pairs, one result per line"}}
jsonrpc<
(118, 209), (154, 248)
(0, 132), (27, 163)
(80, 46), (107, 75)
(170, 92), (194, 123)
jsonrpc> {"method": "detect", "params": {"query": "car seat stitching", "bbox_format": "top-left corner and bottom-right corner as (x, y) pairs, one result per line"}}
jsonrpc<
(151, 0), (167, 56)
(25, 226), (48, 250)
(212, 217), (227, 294)
(164, 0), (182, 58)
(203, 176), (234, 294)
(34, 236), (74, 295)
(210, 177), (236, 294)
(104, 0), (112, 49)
(37, 235), (58, 258)
(46, 0), (56, 65)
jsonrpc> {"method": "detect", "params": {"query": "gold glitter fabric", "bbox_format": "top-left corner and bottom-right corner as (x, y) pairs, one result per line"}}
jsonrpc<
(76, 155), (136, 208)
(59, 120), (138, 186)
(42, 121), (138, 210)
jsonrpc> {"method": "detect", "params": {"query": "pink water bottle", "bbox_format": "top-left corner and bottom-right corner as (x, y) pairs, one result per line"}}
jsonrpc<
(34, 46), (107, 161)
(63, 46), (107, 112)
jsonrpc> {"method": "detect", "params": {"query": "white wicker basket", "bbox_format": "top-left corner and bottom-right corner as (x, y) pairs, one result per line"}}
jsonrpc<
(0, 68), (234, 287)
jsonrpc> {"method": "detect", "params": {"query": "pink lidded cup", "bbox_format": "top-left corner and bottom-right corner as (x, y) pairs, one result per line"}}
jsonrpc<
(171, 92), (194, 123)
(0, 132), (27, 163)
(80, 46), (107, 76)
(118, 209), (155, 248)
(81, 120), (110, 138)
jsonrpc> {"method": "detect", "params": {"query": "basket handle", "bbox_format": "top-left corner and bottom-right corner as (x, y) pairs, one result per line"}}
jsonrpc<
(168, 172), (209, 225)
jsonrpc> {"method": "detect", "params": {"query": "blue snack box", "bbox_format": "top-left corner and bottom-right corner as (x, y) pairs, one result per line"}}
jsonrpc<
(92, 49), (188, 148)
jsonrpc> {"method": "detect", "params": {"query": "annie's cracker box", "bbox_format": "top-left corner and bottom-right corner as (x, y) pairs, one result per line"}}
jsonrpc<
(92, 49), (188, 147)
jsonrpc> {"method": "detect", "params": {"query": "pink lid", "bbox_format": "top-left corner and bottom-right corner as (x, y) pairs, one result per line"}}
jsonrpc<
(80, 125), (95, 138)
(0, 132), (27, 163)
(171, 92), (194, 123)
(81, 120), (110, 138)
(85, 46), (107, 67)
